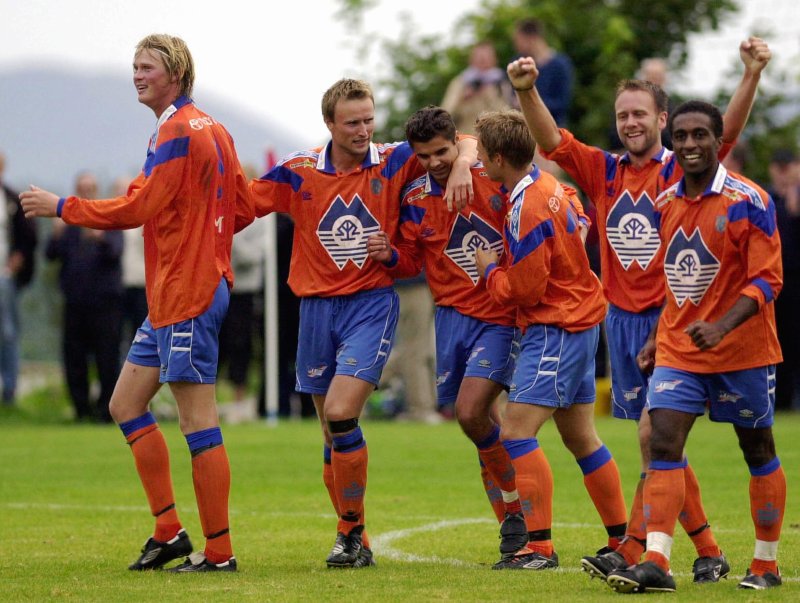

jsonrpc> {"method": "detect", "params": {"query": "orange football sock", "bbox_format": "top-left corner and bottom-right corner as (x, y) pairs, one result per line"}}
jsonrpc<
(125, 420), (181, 542)
(191, 444), (233, 563)
(578, 445), (628, 549)
(617, 473), (646, 565)
(477, 427), (521, 516)
(324, 445), (371, 548)
(749, 459), (785, 576)
(679, 462), (720, 558)
(504, 439), (553, 556)
(642, 465), (685, 572)
(332, 428), (368, 536)
(479, 462), (506, 523)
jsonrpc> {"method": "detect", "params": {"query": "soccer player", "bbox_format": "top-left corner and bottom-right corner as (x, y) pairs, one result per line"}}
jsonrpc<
(20, 34), (254, 572)
(249, 80), (476, 568)
(366, 106), (528, 561)
(473, 110), (629, 570)
(605, 100), (785, 593)
(506, 37), (771, 582)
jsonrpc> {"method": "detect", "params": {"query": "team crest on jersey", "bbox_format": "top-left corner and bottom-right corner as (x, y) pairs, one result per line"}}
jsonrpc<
(490, 195), (503, 212)
(445, 213), (504, 284)
(606, 191), (661, 270)
(715, 216), (727, 232)
(664, 227), (720, 307)
(317, 194), (381, 270)
(371, 178), (383, 195)
(548, 196), (560, 213)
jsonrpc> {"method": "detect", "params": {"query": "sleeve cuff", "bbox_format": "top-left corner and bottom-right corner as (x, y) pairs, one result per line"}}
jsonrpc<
(384, 247), (399, 268)
(56, 197), (66, 218)
(484, 262), (497, 280)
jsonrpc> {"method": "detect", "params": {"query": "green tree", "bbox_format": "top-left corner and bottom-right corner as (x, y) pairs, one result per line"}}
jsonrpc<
(338, 0), (738, 145)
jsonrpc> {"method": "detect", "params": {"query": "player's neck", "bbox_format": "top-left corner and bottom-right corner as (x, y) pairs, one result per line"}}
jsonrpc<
(683, 163), (718, 198)
(628, 142), (662, 169)
(330, 146), (366, 174)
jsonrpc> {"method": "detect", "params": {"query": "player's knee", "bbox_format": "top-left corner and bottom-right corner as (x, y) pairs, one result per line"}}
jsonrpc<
(328, 417), (359, 434)
(738, 430), (777, 467)
(648, 429), (683, 462)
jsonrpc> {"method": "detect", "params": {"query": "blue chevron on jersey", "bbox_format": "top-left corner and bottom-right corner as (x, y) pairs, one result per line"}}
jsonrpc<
(317, 194), (381, 270)
(445, 212), (505, 284)
(664, 226), (720, 307)
(606, 190), (661, 270)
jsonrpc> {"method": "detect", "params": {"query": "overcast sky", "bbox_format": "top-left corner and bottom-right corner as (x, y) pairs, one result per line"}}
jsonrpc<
(1, 0), (798, 147)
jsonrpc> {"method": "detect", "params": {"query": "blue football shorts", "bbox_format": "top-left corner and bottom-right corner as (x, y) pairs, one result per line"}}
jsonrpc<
(434, 306), (519, 406)
(647, 365), (776, 428)
(509, 323), (599, 407)
(127, 277), (229, 384)
(606, 303), (661, 420)
(295, 286), (399, 394)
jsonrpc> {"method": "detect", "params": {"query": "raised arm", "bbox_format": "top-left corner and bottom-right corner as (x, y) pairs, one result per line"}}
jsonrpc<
(721, 37), (771, 144)
(507, 57), (563, 153)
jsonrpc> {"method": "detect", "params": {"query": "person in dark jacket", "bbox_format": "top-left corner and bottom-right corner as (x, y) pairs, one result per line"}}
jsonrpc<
(0, 151), (37, 405)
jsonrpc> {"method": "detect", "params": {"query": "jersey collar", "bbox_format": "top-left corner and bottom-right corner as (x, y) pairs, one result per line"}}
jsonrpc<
(675, 163), (728, 198)
(620, 146), (670, 165)
(508, 165), (542, 202)
(316, 141), (380, 174)
(424, 172), (445, 197)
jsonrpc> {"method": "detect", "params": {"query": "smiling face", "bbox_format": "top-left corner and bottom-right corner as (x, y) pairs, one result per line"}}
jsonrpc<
(671, 111), (721, 182)
(614, 89), (666, 160)
(411, 135), (459, 186)
(325, 97), (375, 162)
(133, 49), (181, 116)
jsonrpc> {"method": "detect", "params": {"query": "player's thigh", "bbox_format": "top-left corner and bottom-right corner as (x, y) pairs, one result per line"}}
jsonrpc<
(455, 376), (505, 424)
(108, 360), (162, 423)
(171, 382), (218, 435)
(501, 400), (556, 440)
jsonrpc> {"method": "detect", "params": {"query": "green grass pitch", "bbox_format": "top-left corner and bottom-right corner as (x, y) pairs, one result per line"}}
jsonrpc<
(1, 407), (798, 601)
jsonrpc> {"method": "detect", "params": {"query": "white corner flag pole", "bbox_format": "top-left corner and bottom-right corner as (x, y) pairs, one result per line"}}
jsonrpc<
(264, 213), (279, 425)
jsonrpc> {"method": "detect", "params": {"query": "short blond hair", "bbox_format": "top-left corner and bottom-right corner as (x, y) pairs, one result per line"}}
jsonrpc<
(135, 34), (195, 98)
(321, 79), (374, 122)
(475, 110), (535, 169)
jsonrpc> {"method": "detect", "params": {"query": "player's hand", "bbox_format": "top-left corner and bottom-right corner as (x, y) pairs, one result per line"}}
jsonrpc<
(636, 338), (657, 375)
(685, 320), (725, 351)
(507, 57), (538, 91)
(474, 247), (498, 278)
(367, 231), (393, 263)
(444, 158), (474, 211)
(740, 36), (771, 75)
(19, 185), (60, 218)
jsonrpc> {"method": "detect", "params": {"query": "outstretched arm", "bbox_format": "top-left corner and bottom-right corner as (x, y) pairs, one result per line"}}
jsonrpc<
(444, 136), (478, 211)
(507, 57), (563, 153)
(721, 37), (771, 144)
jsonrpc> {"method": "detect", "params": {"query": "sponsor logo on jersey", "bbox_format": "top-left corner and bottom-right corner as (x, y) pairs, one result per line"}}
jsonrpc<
(302, 191), (312, 201)
(307, 365), (328, 378)
(623, 386), (642, 401)
(664, 226), (720, 307)
(548, 196), (560, 213)
(189, 116), (215, 130)
(420, 227), (436, 238)
(717, 391), (742, 403)
(606, 190), (661, 271)
(317, 194), (381, 270)
(445, 213), (504, 284)
(290, 159), (317, 170)
(654, 379), (682, 393)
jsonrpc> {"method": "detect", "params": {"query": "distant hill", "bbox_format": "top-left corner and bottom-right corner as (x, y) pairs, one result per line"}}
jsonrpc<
(0, 65), (306, 192)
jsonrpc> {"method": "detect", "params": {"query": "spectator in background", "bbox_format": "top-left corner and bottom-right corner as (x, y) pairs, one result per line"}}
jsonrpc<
(442, 41), (512, 135)
(511, 18), (573, 127)
(0, 151), (37, 406)
(45, 171), (123, 422)
(767, 149), (800, 410)
(117, 176), (149, 353)
(218, 218), (265, 423)
(722, 141), (751, 174)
